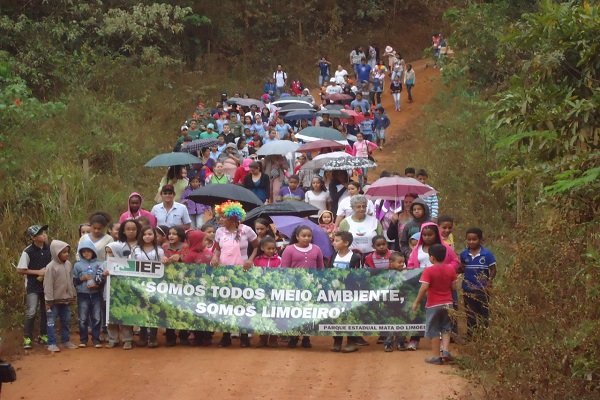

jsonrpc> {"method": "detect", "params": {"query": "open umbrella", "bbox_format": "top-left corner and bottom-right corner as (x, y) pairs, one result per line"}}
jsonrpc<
(227, 97), (266, 109)
(270, 216), (334, 259)
(282, 110), (317, 121)
(297, 140), (346, 153)
(365, 177), (437, 200)
(301, 151), (351, 170)
(244, 202), (320, 225)
(256, 140), (300, 156)
(278, 103), (316, 112)
(324, 93), (353, 101)
(272, 98), (313, 106)
(317, 109), (350, 119)
(294, 126), (346, 141)
(186, 184), (263, 211)
(321, 157), (377, 171)
(144, 152), (202, 167)
(182, 138), (220, 153)
(341, 110), (366, 124)
(321, 104), (346, 111)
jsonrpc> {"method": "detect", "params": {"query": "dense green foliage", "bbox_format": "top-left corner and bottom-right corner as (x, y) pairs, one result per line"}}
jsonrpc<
(109, 264), (424, 335)
(441, 1), (600, 398)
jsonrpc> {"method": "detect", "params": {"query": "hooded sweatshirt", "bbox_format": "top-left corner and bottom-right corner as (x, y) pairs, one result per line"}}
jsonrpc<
(95, 242), (128, 299)
(119, 192), (157, 227)
(387, 198), (431, 258)
(73, 238), (102, 294)
(43, 240), (76, 305)
(407, 222), (459, 271)
(183, 230), (213, 264)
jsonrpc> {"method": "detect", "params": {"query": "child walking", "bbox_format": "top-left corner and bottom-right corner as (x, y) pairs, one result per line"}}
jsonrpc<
(328, 231), (362, 353)
(131, 226), (164, 348)
(18, 225), (51, 349)
(73, 239), (103, 348)
(281, 225), (324, 348)
(43, 240), (78, 352)
(254, 237), (282, 348)
(412, 244), (457, 364)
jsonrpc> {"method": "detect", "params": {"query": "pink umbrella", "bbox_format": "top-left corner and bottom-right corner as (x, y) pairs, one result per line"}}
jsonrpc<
(297, 139), (346, 153)
(342, 110), (366, 124)
(364, 177), (436, 200)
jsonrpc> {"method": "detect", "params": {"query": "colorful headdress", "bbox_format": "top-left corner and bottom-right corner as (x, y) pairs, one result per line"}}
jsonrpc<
(215, 201), (246, 222)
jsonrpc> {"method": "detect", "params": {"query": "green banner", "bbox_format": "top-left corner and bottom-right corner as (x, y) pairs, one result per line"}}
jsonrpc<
(107, 258), (425, 336)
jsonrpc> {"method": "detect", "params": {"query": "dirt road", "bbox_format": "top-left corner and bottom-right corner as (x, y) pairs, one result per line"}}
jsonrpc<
(2, 59), (465, 400)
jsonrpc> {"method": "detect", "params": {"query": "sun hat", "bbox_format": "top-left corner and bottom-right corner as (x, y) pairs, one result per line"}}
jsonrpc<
(385, 45), (393, 53)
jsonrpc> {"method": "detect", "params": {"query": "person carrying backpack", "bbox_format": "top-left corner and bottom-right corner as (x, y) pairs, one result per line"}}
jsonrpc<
(273, 64), (287, 98)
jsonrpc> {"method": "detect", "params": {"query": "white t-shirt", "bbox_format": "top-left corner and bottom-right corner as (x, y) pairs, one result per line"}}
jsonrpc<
(334, 69), (348, 84)
(326, 85), (343, 95)
(331, 251), (353, 269)
(336, 196), (375, 218)
(305, 191), (331, 217)
(273, 71), (287, 87)
(417, 245), (433, 269)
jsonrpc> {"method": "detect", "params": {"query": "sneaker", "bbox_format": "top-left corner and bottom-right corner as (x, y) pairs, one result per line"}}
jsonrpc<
(376, 336), (385, 344)
(218, 337), (232, 348)
(355, 337), (369, 346)
(425, 356), (443, 365)
(301, 337), (312, 349)
(441, 350), (454, 362)
(79, 343), (87, 348)
(256, 336), (268, 348)
(384, 343), (394, 352)
(396, 341), (408, 351)
(93, 342), (102, 349)
(342, 343), (358, 353)
(407, 340), (418, 351)
(62, 341), (78, 349)
(105, 342), (118, 349)
(37, 335), (49, 345)
(268, 336), (279, 348)
(331, 343), (342, 352)
(287, 337), (299, 348)
(23, 337), (33, 349)
(47, 344), (60, 352)
(123, 342), (133, 350)
(148, 340), (158, 348)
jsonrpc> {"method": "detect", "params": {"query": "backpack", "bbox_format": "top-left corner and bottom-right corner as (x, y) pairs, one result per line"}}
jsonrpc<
(273, 71), (287, 82)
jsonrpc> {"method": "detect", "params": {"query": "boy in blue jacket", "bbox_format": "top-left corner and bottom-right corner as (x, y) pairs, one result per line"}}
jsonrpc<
(73, 238), (103, 348)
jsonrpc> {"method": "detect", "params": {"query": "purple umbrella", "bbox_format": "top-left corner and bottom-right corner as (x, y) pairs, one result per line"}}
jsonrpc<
(271, 216), (334, 259)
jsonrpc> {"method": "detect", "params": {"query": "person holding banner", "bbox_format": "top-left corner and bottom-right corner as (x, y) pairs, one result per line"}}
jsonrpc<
(210, 201), (259, 348)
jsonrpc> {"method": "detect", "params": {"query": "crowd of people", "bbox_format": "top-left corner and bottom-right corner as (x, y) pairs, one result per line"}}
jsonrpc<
(17, 43), (495, 365)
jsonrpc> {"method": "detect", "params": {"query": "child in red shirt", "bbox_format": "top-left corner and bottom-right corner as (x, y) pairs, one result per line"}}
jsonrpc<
(365, 235), (392, 269)
(254, 237), (282, 348)
(412, 244), (457, 365)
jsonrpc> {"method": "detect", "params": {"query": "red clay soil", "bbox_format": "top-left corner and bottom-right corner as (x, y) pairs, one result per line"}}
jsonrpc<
(2, 60), (465, 400)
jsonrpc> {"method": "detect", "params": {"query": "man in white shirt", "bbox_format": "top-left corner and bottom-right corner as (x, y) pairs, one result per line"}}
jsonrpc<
(273, 64), (287, 98)
(151, 185), (191, 229)
(326, 78), (343, 95)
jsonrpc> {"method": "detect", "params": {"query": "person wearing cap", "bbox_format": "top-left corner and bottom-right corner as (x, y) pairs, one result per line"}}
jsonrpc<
(151, 185), (191, 230)
(18, 224), (52, 349)
(200, 123), (219, 139)
(228, 113), (244, 139)
(218, 142), (241, 177)
(383, 46), (398, 70)
(233, 158), (252, 185)
(326, 78), (342, 95)
(176, 125), (189, 145)
(200, 109), (217, 130)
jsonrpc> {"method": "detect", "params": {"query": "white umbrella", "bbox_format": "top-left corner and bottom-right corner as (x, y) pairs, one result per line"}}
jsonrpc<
(256, 140), (300, 156)
(301, 151), (352, 170)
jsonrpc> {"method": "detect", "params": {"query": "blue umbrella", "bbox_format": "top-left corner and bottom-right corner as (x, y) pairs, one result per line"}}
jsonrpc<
(283, 110), (317, 121)
(144, 152), (202, 167)
(271, 216), (334, 259)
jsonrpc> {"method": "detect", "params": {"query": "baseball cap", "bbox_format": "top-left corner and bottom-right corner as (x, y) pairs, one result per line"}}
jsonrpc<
(181, 125), (189, 131)
(329, 78), (336, 83)
(27, 224), (48, 238)
(161, 184), (175, 194)
(410, 232), (420, 241)
(207, 123), (215, 129)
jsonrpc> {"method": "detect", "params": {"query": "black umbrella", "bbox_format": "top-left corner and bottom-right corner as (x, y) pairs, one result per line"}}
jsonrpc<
(182, 138), (220, 153)
(244, 201), (320, 224)
(186, 184), (263, 211)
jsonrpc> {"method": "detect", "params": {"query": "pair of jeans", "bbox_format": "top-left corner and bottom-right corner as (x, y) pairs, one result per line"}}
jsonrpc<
(189, 214), (204, 229)
(319, 74), (329, 87)
(464, 289), (490, 337)
(24, 292), (47, 339)
(46, 304), (71, 345)
(392, 92), (401, 109)
(77, 292), (102, 344)
(406, 84), (414, 101)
